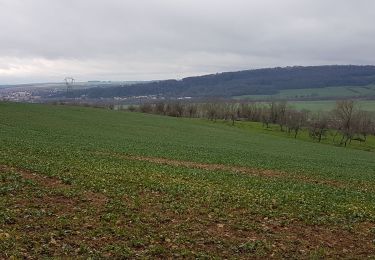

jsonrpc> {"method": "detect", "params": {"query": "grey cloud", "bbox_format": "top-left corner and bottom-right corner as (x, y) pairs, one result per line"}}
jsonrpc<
(0, 0), (375, 83)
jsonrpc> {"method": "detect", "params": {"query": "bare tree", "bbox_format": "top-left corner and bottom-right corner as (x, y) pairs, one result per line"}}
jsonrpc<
(269, 101), (278, 124)
(165, 102), (184, 117)
(186, 103), (198, 118)
(308, 112), (330, 142)
(239, 103), (252, 121)
(261, 107), (272, 128)
(285, 109), (308, 138)
(351, 110), (373, 143)
(223, 103), (239, 125)
(205, 103), (220, 121)
(155, 102), (166, 115)
(239, 102), (262, 122)
(139, 103), (153, 113)
(332, 100), (356, 146)
(276, 101), (288, 131)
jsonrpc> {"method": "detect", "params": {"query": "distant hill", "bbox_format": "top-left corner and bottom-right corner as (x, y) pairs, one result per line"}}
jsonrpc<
(59, 65), (375, 99)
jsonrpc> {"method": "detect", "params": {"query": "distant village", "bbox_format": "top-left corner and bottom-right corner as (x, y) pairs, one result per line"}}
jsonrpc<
(0, 84), (193, 104)
(0, 88), (41, 102)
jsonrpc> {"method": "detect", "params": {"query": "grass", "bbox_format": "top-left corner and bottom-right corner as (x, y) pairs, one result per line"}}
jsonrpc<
(288, 100), (375, 112)
(1, 102), (375, 258)
(233, 84), (375, 101)
(278, 85), (375, 99)
(228, 99), (375, 112)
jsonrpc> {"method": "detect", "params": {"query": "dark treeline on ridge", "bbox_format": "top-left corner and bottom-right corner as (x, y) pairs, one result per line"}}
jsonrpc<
(131, 100), (375, 147)
(59, 65), (375, 99)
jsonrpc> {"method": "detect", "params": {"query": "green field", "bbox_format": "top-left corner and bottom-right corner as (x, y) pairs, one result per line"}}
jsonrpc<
(234, 84), (375, 101)
(1, 102), (375, 258)
(232, 84), (375, 112)
(288, 100), (375, 112)
(231, 99), (375, 113)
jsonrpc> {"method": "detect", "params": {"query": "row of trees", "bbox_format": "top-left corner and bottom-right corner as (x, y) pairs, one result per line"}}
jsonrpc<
(131, 100), (375, 146)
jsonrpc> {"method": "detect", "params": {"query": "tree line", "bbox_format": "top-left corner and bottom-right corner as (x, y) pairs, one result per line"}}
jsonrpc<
(131, 100), (375, 146)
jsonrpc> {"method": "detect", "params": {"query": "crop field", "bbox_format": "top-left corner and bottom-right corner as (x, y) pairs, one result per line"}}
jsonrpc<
(277, 85), (375, 99)
(229, 99), (375, 113)
(1, 102), (375, 258)
(234, 84), (375, 101)
(288, 100), (375, 112)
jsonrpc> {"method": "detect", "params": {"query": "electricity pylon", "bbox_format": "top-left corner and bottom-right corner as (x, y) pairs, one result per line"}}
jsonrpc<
(64, 77), (75, 96)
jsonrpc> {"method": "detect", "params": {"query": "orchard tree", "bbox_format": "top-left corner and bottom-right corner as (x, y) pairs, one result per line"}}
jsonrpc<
(332, 100), (356, 146)
(308, 112), (330, 142)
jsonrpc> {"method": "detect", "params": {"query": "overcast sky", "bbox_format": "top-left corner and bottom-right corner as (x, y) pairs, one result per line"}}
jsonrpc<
(1, 0), (375, 84)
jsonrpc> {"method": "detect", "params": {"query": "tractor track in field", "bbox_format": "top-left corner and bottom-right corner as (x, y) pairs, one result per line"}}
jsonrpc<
(97, 151), (374, 191)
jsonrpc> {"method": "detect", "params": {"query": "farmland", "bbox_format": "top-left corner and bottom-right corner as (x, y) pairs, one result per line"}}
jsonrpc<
(231, 97), (375, 113)
(234, 84), (375, 104)
(278, 85), (375, 99)
(232, 84), (375, 112)
(1, 102), (375, 258)
(288, 100), (375, 112)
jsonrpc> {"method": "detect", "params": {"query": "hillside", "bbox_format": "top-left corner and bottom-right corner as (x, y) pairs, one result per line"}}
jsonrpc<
(1, 102), (375, 258)
(60, 65), (375, 99)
